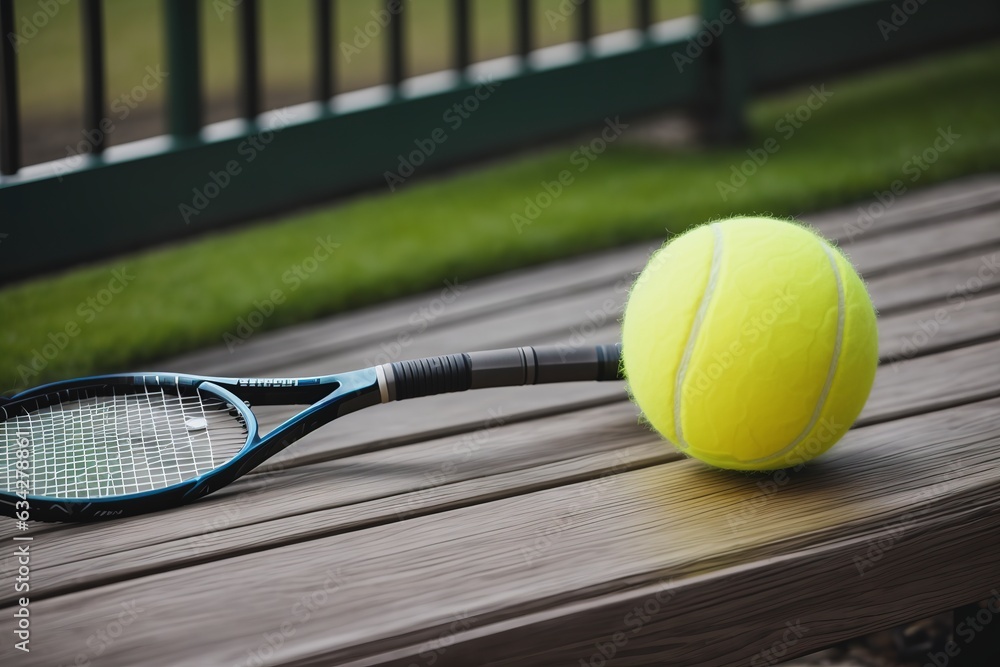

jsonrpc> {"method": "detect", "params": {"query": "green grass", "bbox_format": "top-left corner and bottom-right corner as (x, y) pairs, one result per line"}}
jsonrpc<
(2, 42), (999, 393)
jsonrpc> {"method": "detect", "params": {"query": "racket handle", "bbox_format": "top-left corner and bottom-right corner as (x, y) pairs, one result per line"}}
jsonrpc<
(382, 344), (621, 401)
(388, 353), (472, 401)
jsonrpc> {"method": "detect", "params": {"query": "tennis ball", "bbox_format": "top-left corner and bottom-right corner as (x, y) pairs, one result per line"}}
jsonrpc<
(622, 216), (878, 471)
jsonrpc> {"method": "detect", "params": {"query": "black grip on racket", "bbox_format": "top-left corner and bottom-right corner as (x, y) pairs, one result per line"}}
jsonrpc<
(390, 353), (472, 400)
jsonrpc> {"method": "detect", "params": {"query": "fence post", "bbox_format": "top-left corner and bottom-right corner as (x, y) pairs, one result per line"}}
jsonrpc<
(237, 0), (260, 120)
(314, 0), (334, 101)
(81, 0), (106, 155)
(164, 0), (202, 138)
(700, 0), (748, 142)
(0, 0), (20, 174)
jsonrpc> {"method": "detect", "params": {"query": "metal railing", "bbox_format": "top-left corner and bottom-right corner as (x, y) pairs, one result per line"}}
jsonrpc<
(0, 0), (998, 282)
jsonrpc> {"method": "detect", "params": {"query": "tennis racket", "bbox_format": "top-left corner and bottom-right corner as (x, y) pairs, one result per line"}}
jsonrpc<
(1, 344), (621, 522)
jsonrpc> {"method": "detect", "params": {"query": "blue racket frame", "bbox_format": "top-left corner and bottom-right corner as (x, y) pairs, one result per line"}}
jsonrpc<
(1, 343), (622, 522)
(0, 369), (381, 521)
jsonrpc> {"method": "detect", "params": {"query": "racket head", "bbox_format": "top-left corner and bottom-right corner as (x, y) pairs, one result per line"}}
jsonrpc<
(0, 374), (259, 521)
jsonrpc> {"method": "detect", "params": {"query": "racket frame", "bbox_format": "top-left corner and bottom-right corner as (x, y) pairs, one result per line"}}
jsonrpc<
(1, 343), (621, 521)
(1, 369), (380, 521)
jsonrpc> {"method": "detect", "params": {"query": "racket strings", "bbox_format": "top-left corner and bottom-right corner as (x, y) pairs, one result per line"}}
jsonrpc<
(0, 388), (248, 499)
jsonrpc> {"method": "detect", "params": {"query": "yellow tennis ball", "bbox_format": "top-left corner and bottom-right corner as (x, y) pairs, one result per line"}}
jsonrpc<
(622, 216), (878, 471)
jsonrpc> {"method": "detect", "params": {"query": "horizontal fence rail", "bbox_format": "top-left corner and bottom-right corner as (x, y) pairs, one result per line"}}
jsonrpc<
(0, 0), (999, 282)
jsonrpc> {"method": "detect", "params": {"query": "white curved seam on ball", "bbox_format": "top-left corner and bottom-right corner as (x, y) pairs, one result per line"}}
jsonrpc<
(674, 224), (724, 450)
(745, 242), (846, 465)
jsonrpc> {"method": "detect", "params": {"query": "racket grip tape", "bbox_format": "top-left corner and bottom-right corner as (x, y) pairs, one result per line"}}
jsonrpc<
(381, 344), (622, 402)
(388, 353), (473, 401)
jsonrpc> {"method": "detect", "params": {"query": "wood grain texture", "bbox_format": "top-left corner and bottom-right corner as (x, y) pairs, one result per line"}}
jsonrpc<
(806, 173), (1000, 241)
(842, 209), (1000, 278)
(2, 336), (996, 608)
(879, 290), (1000, 361)
(9, 399), (1000, 667)
(201, 239), (1000, 471)
(869, 248), (1000, 314)
(160, 177), (1000, 379)
(4, 177), (999, 667)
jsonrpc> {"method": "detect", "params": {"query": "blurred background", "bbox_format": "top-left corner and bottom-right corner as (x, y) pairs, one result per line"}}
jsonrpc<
(14, 0), (702, 163)
(0, 0), (998, 392)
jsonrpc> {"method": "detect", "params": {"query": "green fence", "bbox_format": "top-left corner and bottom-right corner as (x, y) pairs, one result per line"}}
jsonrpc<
(0, 0), (998, 283)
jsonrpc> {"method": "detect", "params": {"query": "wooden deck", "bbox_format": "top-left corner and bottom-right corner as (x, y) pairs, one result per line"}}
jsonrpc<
(4, 175), (1000, 666)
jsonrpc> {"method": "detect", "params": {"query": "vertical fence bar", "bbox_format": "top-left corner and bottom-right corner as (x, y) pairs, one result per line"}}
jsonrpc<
(237, 0), (260, 120)
(165, 0), (202, 137)
(81, 0), (106, 155)
(0, 0), (20, 175)
(387, 0), (404, 86)
(516, 0), (532, 58)
(700, 0), (748, 142)
(453, 0), (470, 71)
(578, 0), (593, 45)
(313, 0), (333, 101)
(636, 0), (653, 32)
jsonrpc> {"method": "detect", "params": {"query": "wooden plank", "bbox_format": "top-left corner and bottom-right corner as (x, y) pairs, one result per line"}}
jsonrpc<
(4, 337), (997, 609)
(870, 249), (999, 314)
(841, 209), (1000, 278)
(0, 238), (971, 529)
(862, 340), (1000, 424)
(880, 290), (1000, 361)
(2, 181), (998, 665)
(248, 269), (1000, 469)
(4, 213), (994, 553)
(162, 179), (999, 378)
(121, 233), (993, 482)
(167, 242), (654, 377)
(13, 398), (1000, 667)
(806, 173), (1000, 241)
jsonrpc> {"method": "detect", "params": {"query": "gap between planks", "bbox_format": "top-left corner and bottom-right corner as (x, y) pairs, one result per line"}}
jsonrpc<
(3, 336), (997, 609)
(11, 397), (1000, 667)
